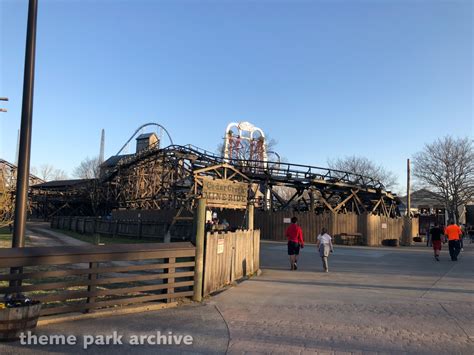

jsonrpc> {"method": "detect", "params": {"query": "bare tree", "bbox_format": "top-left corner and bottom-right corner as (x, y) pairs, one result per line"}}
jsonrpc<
(272, 186), (297, 201)
(31, 164), (68, 181)
(413, 136), (474, 222)
(327, 156), (398, 191)
(52, 169), (68, 180)
(37, 164), (54, 181)
(73, 157), (100, 179)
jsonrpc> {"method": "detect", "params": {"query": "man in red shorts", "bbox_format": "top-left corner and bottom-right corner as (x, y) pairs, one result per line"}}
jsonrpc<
(429, 223), (443, 261)
(285, 217), (304, 270)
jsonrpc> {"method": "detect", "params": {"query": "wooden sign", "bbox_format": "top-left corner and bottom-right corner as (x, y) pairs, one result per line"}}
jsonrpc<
(217, 239), (225, 254)
(201, 177), (248, 209)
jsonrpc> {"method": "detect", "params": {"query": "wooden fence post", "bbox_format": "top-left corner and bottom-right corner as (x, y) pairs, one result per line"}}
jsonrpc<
(85, 262), (98, 313)
(246, 203), (254, 230)
(364, 213), (376, 246)
(165, 257), (175, 303)
(113, 220), (119, 238)
(401, 216), (412, 246)
(193, 198), (206, 302)
(138, 219), (142, 239)
(329, 212), (337, 236)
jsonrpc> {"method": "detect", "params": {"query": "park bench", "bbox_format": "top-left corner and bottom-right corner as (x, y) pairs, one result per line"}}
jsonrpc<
(333, 233), (363, 246)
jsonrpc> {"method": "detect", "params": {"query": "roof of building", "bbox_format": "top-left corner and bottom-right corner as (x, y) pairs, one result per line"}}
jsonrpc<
(101, 154), (133, 168)
(136, 133), (157, 140)
(32, 179), (94, 189)
(399, 188), (443, 208)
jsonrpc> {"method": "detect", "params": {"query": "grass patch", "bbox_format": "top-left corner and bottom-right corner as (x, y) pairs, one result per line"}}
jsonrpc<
(52, 229), (160, 245)
(0, 226), (13, 248)
(0, 226), (33, 248)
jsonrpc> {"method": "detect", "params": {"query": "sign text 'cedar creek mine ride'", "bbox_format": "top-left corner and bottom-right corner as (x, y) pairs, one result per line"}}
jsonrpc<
(201, 177), (248, 209)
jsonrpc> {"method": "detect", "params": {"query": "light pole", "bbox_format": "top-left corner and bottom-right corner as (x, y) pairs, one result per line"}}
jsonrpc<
(10, 0), (38, 291)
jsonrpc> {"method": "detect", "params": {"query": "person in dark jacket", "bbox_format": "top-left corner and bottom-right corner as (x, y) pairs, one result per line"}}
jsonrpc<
(430, 223), (443, 261)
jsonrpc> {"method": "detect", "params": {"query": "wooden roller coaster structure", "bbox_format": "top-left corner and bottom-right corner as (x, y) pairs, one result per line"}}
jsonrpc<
(0, 159), (43, 227)
(30, 142), (401, 219)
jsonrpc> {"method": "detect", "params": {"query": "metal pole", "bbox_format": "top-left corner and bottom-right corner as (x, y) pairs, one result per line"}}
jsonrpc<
(402, 158), (412, 246)
(193, 198), (206, 302)
(407, 159), (411, 217)
(9, 0), (38, 292)
(11, 0), (38, 248)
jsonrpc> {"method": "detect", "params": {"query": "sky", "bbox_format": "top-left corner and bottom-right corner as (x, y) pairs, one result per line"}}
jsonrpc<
(1, 0), (472, 193)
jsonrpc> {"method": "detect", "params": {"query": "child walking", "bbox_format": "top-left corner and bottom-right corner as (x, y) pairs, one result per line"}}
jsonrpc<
(316, 228), (334, 272)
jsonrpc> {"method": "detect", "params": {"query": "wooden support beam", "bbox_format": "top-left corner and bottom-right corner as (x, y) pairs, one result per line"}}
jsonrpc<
(193, 198), (206, 302)
(270, 188), (287, 207)
(388, 202), (394, 217)
(333, 191), (357, 212)
(309, 190), (315, 211)
(281, 190), (301, 210)
(354, 199), (361, 214)
(381, 199), (389, 217)
(319, 195), (335, 213)
(371, 198), (383, 214)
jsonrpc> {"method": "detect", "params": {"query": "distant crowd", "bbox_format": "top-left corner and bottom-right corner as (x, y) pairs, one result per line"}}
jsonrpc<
(426, 222), (472, 262)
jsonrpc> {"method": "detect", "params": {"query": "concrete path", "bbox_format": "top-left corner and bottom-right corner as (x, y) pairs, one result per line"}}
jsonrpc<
(217, 241), (473, 354)
(26, 222), (89, 247)
(1, 239), (473, 354)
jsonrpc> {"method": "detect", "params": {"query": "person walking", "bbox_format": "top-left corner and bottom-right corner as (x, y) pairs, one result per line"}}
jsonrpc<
(429, 223), (443, 261)
(460, 225), (465, 251)
(445, 220), (462, 261)
(316, 227), (333, 272)
(285, 217), (304, 270)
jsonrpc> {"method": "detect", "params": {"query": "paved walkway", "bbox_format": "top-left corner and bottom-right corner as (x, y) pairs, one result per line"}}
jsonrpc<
(1, 233), (473, 354)
(26, 222), (88, 247)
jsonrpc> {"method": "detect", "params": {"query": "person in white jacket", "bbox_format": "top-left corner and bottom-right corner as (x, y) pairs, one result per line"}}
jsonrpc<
(316, 228), (334, 272)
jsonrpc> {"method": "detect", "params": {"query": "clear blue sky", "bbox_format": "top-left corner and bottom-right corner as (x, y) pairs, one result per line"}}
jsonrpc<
(1, 0), (472, 192)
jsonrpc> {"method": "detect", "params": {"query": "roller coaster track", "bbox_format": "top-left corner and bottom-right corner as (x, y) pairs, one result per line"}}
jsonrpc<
(31, 143), (400, 217)
(106, 144), (390, 193)
(95, 144), (399, 215)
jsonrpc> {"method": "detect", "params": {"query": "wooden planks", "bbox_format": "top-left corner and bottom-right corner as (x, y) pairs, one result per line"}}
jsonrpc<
(0, 243), (196, 317)
(203, 230), (260, 297)
(252, 211), (419, 246)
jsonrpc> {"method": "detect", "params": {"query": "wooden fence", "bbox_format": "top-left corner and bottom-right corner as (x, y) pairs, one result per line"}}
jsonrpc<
(53, 212), (419, 247)
(203, 229), (260, 297)
(51, 216), (193, 241)
(0, 242), (195, 316)
(252, 211), (419, 246)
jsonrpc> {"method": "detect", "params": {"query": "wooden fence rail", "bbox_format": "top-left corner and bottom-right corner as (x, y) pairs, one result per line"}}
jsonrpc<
(0, 243), (195, 316)
(51, 216), (192, 241)
(203, 229), (260, 297)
